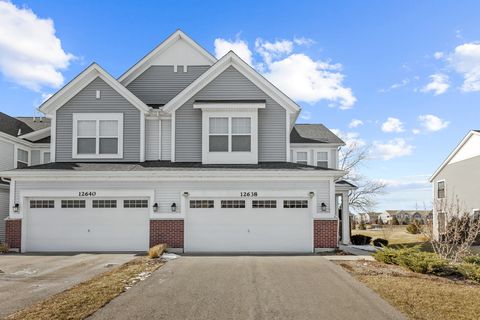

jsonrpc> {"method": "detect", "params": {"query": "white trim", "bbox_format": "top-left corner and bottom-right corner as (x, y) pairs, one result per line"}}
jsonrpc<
(140, 112), (145, 162)
(0, 131), (47, 149)
(9, 180), (16, 217)
(14, 145), (30, 168)
(290, 142), (344, 148)
(50, 114), (56, 162)
(292, 149), (310, 165)
(286, 112), (290, 162)
(330, 178), (336, 216)
(430, 130), (480, 182)
(118, 30), (216, 85)
(72, 113), (124, 159)
(193, 102), (265, 110)
(171, 112), (176, 162)
(314, 149), (331, 168)
(39, 63), (150, 115)
(158, 119), (162, 160)
(436, 179), (446, 200)
(40, 150), (51, 164)
(18, 127), (50, 142)
(162, 51), (301, 115)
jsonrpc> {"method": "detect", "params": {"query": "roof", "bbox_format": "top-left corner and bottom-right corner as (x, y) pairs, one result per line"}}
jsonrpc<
(0, 112), (36, 137)
(335, 180), (357, 188)
(290, 124), (345, 145)
(15, 116), (51, 131)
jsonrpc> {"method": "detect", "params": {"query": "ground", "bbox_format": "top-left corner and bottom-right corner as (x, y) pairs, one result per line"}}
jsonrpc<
(338, 260), (480, 320)
(352, 225), (427, 244)
(0, 253), (135, 318)
(90, 256), (405, 320)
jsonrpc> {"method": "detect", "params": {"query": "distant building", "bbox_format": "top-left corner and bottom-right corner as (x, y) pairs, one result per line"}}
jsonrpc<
(379, 210), (432, 224)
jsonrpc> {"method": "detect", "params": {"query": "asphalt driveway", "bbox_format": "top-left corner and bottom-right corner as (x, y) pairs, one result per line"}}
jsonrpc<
(0, 253), (136, 318)
(91, 256), (405, 320)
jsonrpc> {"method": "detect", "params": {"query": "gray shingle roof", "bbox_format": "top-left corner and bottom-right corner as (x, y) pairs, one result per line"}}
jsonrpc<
(15, 116), (51, 131)
(335, 180), (357, 188)
(0, 112), (51, 138)
(290, 124), (344, 144)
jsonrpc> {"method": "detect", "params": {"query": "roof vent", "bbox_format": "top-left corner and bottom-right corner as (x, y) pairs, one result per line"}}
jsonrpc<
(17, 128), (22, 136)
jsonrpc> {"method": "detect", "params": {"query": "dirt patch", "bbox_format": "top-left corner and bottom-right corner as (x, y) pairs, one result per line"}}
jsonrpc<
(6, 257), (164, 320)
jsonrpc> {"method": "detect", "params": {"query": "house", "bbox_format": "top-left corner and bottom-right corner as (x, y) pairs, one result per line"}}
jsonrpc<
(378, 210), (432, 224)
(1, 30), (355, 253)
(430, 130), (480, 236)
(0, 113), (51, 243)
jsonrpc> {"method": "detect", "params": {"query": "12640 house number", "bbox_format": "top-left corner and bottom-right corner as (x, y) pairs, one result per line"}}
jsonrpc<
(78, 191), (96, 197)
(240, 192), (258, 197)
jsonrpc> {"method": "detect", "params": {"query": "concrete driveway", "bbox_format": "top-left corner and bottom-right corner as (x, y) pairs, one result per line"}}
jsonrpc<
(91, 256), (405, 320)
(0, 253), (135, 318)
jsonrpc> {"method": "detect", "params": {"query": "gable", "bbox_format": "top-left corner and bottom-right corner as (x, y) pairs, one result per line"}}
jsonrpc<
(450, 134), (480, 164)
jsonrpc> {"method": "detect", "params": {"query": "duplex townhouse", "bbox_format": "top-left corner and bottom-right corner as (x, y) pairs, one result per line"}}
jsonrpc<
(1, 30), (355, 253)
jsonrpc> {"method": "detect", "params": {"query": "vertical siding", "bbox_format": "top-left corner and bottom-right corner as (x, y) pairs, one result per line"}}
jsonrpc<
(126, 66), (210, 105)
(56, 77), (141, 162)
(161, 119), (172, 160)
(175, 66), (286, 162)
(0, 141), (14, 171)
(31, 150), (41, 166)
(145, 120), (159, 160)
(0, 189), (9, 242)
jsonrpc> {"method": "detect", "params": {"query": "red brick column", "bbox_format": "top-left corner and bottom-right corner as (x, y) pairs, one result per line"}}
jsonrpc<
(5, 219), (21, 250)
(150, 220), (184, 248)
(314, 219), (338, 248)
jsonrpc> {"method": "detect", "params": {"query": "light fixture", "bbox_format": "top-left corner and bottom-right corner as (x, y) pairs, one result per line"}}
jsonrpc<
(12, 203), (19, 213)
(171, 203), (177, 212)
(321, 202), (327, 212)
(152, 203), (159, 213)
(183, 192), (189, 197)
(309, 191), (315, 198)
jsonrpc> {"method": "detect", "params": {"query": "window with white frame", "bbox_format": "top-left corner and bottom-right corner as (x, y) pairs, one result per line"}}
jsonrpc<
(43, 152), (50, 164)
(316, 151), (329, 168)
(296, 151), (308, 165)
(16, 148), (29, 168)
(73, 113), (123, 158)
(437, 181), (445, 199)
(208, 117), (251, 152)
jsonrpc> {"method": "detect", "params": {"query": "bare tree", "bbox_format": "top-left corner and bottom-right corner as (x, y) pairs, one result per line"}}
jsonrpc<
(339, 141), (387, 213)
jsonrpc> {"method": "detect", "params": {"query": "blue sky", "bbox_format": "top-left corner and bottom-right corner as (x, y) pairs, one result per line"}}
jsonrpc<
(1, 0), (480, 211)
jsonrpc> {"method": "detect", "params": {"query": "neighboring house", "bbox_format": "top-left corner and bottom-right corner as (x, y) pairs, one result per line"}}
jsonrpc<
(0, 113), (51, 243)
(378, 210), (432, 224)
(430, 130), (480, 237)
(1, 30), (355, 253)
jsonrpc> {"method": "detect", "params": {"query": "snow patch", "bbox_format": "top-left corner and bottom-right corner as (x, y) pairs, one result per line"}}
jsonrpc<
(161, 253), (180, 260)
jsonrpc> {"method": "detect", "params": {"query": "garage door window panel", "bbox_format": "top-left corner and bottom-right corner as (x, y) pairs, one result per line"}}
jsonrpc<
(221, 200), (246, 208)
(190, 200), (214, 208)
(283, 200), (308, 208)
(252, 200), (277, 208)
(61, 200), (86, 208)
(124, 200), (148, 208)
(93, 200), (117, 208)
(30, 200), (55, 208)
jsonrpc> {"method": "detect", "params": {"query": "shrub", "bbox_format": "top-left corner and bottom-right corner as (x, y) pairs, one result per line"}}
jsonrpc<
(357, 222), (366, 230)
(406, 223), (421, 234)
(351, 234), (372, 245)
(457, 263), (480, 283)
(391, 217), (400, 225)
(463, 255), (480, 265)
(372, 238), (389, 247)
(148, 244), (167, 259)
(0, 243), (9, 254)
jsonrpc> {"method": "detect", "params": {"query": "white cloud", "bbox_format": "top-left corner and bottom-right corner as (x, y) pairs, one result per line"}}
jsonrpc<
(293, 37), (315, 46)
(214, 38), (253, 65)
(348, 119), (363, 128)
(379, 78), (409, 93)
(300, 110), (311, 121)
(373, 138), (414, 160)
(420, 73), (449, 95)
(331, 129), (366, 149)
(381, 117), (404, 133)
(448, 42), (480, 92)
(0, 1), (75, 91)
(418, 114), (449, 132)
(434, 51), (444, 60)
(412, 129), (421, 135)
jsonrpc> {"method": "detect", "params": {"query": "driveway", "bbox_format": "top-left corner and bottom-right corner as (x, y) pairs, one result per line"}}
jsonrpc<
(91, 256), (405, 320)
(0, 253), (135, 318)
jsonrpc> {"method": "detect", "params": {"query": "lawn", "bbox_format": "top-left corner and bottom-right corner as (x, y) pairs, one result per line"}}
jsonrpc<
(352, 225), (427, 245)
(339, 260), (480, 320)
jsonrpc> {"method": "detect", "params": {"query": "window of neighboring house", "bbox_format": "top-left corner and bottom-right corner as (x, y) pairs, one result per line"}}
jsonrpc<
(208, 117), (251, 152)
(73, 114), (123, 158)
(43, 152), (50, 164)
(16, 148), (29, 168)
(296, 152), (308, 165)
(316, 151), (329, 168)
(437, 181), (445, 199)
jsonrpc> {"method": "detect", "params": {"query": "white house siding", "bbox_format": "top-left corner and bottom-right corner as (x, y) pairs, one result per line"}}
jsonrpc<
(0, 188), (9, 242)
(31, 150), (41, 166)
(0, 140), (14, 170)
(145, 120), (160, 160)
(160, 119), (171, 160)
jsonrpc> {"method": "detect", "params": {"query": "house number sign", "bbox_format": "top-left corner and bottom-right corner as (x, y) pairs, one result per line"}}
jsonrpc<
(240, 192), (258, 197)
(78, 191), (97, 197)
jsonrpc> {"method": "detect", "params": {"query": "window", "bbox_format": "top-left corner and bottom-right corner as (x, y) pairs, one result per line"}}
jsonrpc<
(124, 200), (148, 208)
(252, 200), (277, 208)
(316, 151), (328, 168)
(190, 200), (214, 208)
(437, 181), (445, 199)
(61, 200), (86, 208)
(296, 152), (308, 165)
(73, 113), (123, 158)
(221, 200), (246, 208)
(17, 148), (29, 168)
(92, 200), (117, 208)
(208, 117), (251, 152)
(43, 152), (50, 164)
(283, 200), (308, 208)
(30, 200), (54, 208)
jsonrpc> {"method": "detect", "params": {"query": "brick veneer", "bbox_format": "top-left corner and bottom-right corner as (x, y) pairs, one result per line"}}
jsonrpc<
(314, 219), (338, 248)
(5, 219), (21, 250)
(150, 220), (184, 248)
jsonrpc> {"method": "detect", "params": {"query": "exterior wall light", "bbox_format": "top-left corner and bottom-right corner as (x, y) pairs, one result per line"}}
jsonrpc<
(309, 191), (315, 198)
(12, 203), (19, 213)
(152, 203), (159, 212)
(171, 203), (177, 212)
(321, 202), (327, 212)
(183, 192), (189, 197)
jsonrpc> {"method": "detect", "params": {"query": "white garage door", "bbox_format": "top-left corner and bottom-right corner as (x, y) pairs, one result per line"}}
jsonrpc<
(26, 198), (149, 252)
(185, 197), (312, 253)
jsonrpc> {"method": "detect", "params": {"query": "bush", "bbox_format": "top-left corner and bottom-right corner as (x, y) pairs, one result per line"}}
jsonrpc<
(391, 217), (400, 225)
(457, 263), (480, 282)
(406, 223), (421, 234)
(372, 238), (389, 247)
(463, 255), (480, 265)
(357, 222), (366, 230)
(148, 244), (166, 259)
(351, 234), (372, 245)
(0, 243), (9, 254)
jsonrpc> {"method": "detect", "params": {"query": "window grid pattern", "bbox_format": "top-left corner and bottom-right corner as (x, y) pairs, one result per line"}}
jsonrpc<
(283, 200), (309, 208)
(61, 200), (86, 208)
(316, 152), (328, 168)
(124, 200), (148, 208)
(221, 200), (246, 208)
(190, 200), (214, 208)
(437, 181), (445, 199)
(92, 200), (117, 208)
(30, 200), (55, 208)
(296, 152), (308, 165)
(252, 200), (277, 208)
(208, 117), (251, 152)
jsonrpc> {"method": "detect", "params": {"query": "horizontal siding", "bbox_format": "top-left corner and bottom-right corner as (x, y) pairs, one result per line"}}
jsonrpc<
(0, 141), (14, 171)
(56, 77), (141, 162)
(145, 120), (160, 160)
(0, 189), (9, 242)
(175, 66), (286, 162)
(161, 120), (172, 160)
(126, 66), (209, 105)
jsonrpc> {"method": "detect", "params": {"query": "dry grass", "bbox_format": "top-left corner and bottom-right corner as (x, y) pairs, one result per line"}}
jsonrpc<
(148, 243), (167, 259)
(339, 260), (480, 320)
(352, 225), (428, 245)
(6, 257), (164, 320)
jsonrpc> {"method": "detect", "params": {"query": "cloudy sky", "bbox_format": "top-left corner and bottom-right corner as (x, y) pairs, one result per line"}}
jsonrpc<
(1, 0), (479, 210)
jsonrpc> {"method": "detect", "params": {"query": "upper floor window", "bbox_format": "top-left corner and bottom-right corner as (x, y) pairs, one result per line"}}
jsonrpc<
(296, 152), (308, 165)
(316, 151), (328, 168)
(209, 117), (251, 152)
(72, 113), (123, 159)
(43, 152), (51, 164)
(16, 148), (29, 168)
(437, 181), (445, 199)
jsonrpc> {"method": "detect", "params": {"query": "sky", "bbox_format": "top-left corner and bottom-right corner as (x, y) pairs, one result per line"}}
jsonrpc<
(1, 0), (480, 211)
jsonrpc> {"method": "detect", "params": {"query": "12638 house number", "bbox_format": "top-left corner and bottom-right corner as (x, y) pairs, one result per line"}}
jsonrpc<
(240, 192), (258, 197)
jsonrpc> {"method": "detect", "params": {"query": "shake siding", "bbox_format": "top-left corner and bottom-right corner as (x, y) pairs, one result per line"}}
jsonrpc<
(161, 120), (172, 160)
(145, 120), (160, 160)
(56, 77), (141, 162)
(0, 140), (14, 170)
(126, 66), (210, 105)
(175, 66), (287, 162)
